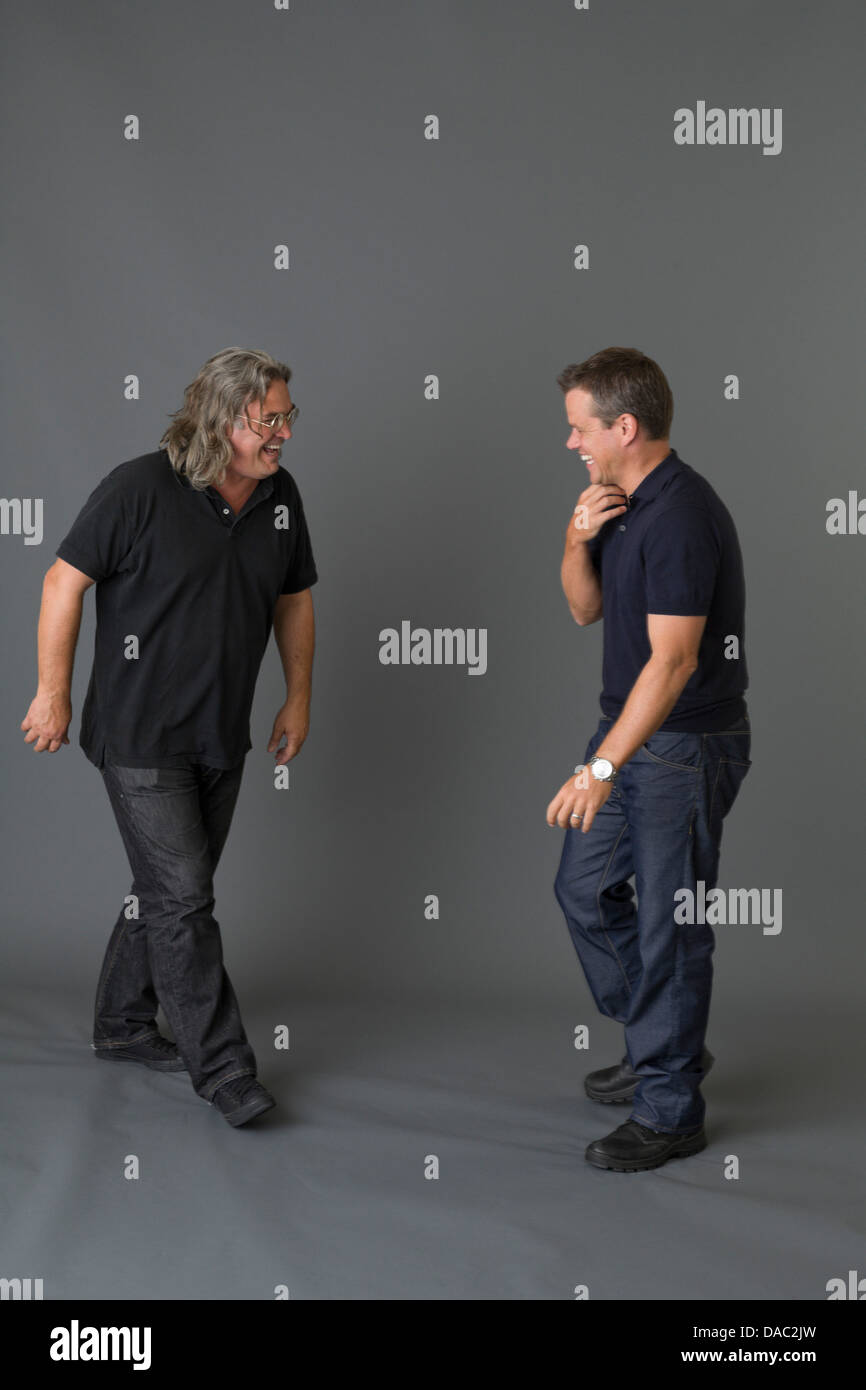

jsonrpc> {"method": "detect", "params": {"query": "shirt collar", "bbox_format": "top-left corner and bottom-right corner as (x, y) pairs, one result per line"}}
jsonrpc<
(165, 450), (275, 503)
(627, 448), (681, 506)
(206, 474), (275, 506)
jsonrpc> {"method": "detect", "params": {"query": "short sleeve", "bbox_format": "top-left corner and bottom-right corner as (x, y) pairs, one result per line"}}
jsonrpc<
(281, 488), (318, 594)
(55, 465), (136, 583)
(642, 506), (720, 615)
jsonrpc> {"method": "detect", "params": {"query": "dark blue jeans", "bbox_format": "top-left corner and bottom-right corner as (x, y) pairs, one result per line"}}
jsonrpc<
(93, 759), (258, 1101)
(554, 713), (752, 1133)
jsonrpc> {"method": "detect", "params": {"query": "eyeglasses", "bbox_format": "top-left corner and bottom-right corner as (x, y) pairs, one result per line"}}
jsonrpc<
(235, 406), (299, 433)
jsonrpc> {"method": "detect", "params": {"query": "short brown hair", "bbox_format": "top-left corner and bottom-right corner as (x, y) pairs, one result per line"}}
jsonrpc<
(557, 347), (673, 440)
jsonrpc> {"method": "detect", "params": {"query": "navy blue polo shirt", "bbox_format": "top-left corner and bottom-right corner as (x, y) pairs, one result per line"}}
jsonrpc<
(586, 448), (748, 732)
(55, 448), (318, 769)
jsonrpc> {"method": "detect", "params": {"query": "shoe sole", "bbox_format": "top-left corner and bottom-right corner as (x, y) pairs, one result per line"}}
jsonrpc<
(217, 1095), (276, 1127)
(584, 1083), (635, 1104)
(585, 1132), (707, 1172)
(93, 1049), (186, 1073)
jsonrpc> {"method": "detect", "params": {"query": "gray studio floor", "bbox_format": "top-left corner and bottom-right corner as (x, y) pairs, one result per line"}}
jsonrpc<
(1, 984), (861, 1301)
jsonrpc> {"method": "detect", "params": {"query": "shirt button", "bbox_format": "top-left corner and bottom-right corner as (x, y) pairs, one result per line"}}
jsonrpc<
(223, 508), (230, 515)
(619, 524), (627, 531)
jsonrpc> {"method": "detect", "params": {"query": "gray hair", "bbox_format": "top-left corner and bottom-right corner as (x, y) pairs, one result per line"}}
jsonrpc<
(159, 347), (293, 488)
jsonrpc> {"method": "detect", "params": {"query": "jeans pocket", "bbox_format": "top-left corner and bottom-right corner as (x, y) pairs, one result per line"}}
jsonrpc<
(709, 728), (751, 767)
(110, 766), (161, 788)
(638, 731), (703, 772)
(110, 765), (195, 794)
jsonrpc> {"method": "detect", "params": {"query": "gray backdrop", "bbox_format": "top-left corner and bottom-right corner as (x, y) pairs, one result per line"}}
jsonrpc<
(2, 0), (864, 1301)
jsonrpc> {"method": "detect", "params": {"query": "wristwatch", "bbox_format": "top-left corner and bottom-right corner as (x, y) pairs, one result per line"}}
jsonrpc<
(588, 755), (618, 783)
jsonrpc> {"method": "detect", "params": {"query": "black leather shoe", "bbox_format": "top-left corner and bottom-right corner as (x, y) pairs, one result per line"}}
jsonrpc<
(210, 1077), (276, 1127)
(584, 1047), (714, 1103)
(92, 1034), (186, 1072)
(586, 1119), (707, 1172)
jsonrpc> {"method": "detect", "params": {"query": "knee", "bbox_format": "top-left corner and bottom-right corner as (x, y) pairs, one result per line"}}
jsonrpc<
(137, 880), (215, 923)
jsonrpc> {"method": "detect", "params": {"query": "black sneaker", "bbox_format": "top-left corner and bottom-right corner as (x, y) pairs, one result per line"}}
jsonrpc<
(210, 1077), (276, 1127)
(93, 1035), (186, 1072)
(584, 1047), (714, 1103)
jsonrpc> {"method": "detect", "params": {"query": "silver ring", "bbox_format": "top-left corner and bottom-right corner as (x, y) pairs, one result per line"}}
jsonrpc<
(570, 812), (583, 822)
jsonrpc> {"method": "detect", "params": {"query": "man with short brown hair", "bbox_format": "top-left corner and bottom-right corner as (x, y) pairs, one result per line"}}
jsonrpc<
(547, 347), (751, 1171)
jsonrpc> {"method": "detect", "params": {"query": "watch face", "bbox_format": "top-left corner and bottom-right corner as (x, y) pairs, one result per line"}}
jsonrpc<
(592, 758), (614, 779)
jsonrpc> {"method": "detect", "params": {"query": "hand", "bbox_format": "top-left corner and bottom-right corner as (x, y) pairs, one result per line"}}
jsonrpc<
(545, 764), (613, 833)
(267, 696), (310, 766)
(21, 691), (72, 753)
(567, 482), (628, 543)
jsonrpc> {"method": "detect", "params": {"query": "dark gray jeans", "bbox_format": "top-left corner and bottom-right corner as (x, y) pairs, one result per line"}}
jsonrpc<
(93, 759), (258, 1101)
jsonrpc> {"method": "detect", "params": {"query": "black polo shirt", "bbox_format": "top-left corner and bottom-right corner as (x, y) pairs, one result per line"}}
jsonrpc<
(55, 448), (318, 770)
(586, 448), (748, 732)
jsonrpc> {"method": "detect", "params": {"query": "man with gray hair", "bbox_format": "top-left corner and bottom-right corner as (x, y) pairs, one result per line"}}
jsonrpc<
(21, 347), (317, 1127)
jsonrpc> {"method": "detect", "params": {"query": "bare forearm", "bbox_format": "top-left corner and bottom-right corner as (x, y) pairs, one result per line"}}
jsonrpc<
(37, 573), (84, 695)
(595, 656), (698, 769)
(273, 593), (314, 702)
(561, 537), (603, 625)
